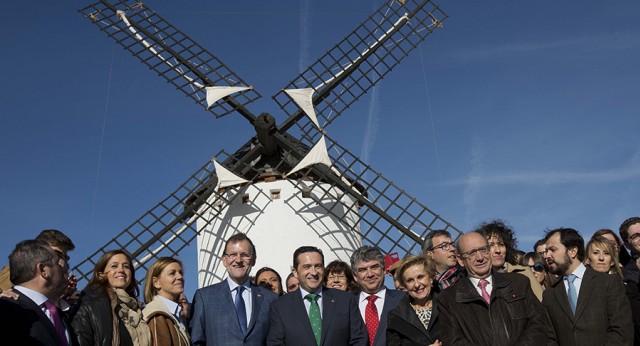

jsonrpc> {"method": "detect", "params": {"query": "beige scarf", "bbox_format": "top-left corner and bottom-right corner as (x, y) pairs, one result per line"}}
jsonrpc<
(110, 288), (151, 346)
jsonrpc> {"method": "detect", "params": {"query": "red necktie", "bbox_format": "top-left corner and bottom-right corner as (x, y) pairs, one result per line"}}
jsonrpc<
(365, 295), (379, 346)
(44, 300), (67, 346)
(478, 279), (491, 304)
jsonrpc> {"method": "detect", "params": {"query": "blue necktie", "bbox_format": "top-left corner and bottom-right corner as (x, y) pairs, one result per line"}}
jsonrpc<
(566, 274), (577, 314)
(234, 286), (248, 334)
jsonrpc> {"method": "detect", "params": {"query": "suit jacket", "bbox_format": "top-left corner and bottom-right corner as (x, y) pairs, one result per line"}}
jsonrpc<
(436, 272), (548, 346)
(267, 287), (367, 346)
(0, 293), (77, 346)
(386, 294), (439, 346)
(364, 288), (405, 346)
(542, 266), (633, 346)
(189, 279), (278, 346)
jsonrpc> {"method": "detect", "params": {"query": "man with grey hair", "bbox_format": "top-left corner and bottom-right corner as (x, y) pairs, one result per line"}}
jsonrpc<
(350, 245), (405, 346)
(0, 239), (74, 345)
(422, 229), (465, 290)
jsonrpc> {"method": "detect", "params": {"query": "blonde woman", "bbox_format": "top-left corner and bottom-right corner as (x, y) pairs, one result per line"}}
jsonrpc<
(142, 257), (190, 346)
(585, 236), (623, 278)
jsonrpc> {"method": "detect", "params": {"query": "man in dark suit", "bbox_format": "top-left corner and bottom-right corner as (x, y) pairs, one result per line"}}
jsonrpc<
(267, 246), (367, 346)
(619, 217), (640, 346)
(190, 233), (279, 345)
(436, 232), (548, 345)
(350, 245), (404, 346)
(0, 239), (75, 345)
(542, 227), (633, 345)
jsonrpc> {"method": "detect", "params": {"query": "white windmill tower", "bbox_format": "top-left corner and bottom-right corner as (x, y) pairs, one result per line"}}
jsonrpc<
(75, 0), (460, 289)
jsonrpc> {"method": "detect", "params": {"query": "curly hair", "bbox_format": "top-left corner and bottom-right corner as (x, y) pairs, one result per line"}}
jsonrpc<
(474, 219), (518, 265)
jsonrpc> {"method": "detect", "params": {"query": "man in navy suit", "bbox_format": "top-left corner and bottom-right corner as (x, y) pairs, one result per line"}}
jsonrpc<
(350, 246), (405, 346)
(0, 239), (75, 345)
(543, 227), (633, 345)
(190, 233), (279, 345)
(267, 246), (367, 346)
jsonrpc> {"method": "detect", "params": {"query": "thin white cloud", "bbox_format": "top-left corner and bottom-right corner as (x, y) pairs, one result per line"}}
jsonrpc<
(360, 85), (380, 167)
(463, 137), (484, 213)
(450, 163), (640, 187)
(453, 33), (640, 61)
(298, 0), (311, 73)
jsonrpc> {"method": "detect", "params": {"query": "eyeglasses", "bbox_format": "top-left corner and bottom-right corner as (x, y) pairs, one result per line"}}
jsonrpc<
(460, 246), (490, 259)
(529, 263), (545, 273)
(629, 233), (640, 243)
(430, 242), (454, 251)
(224, 252), (253, 261)
(327, 274), (346, 281)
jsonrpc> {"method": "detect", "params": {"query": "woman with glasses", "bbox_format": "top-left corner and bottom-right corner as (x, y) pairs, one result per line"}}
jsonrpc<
(522, 252), (557, 290)
(322, 260), (360, 294)
(254, 267), (284, 296)
(386, 255), (441, 346)
(71, 249), (150, 346)
(585, 236), (623, 278)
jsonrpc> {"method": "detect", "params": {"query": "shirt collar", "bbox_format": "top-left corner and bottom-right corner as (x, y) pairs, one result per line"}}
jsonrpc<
(227, 278), (251, 292)
(468, 274), (493, 287)
(299, 286), (323, 299)
(157, 295), (181, 317)
(14, 286), (49, 306)
(359, 286), (386, 302)
(568, 262), (586, 279)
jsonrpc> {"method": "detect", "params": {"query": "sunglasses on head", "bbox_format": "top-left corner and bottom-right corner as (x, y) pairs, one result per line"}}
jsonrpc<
(529, 263), (545, 272)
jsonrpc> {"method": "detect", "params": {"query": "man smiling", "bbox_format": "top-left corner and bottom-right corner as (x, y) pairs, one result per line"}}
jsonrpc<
(268, 246), (366, 346)
(351, 246), (404, 346)
(190, 233), (278, 345)
(436, 232), (547, 345)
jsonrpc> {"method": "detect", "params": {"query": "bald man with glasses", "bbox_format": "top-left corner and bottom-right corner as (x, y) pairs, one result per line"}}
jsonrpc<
(435, 232), (548, 345)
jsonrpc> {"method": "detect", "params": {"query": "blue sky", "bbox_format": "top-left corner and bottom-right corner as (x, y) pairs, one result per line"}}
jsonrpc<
(1, 1), (639, 298)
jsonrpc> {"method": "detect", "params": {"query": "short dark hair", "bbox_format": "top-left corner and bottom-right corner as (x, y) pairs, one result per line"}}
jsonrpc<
(293, 246), (324, 270)
(349, 245), (384, 272)
(619, 217), (640, 243)
(533, 238), (546, 251)
(323, 260), (360, 294)
(36, 229), (75, 253)
(474, 220), (518, 264)
(224, 233), (256, 258)
(422, 229), (452, 253)
(9, 239), (56, 285)
(544, 228), (585, 262)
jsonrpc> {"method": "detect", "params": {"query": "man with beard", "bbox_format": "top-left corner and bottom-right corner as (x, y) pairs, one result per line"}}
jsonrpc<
(0, 239), (74, 345)
(542, 227), (632, 345)
(267, 246), (367, 345)
(190, 233), (279, 345)
(422, 230), (465, 290)
(436, 232), (547, 345)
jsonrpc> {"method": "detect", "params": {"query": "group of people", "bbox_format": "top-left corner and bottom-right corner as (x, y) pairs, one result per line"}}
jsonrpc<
(0, 216), (638, 346)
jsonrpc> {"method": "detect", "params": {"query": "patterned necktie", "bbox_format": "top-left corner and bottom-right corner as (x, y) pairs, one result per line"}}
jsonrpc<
(478, 279), (491, 304)
(44, 299), (67, 346)
(566, 274), (578, 314)
(234, 286), (247, 334)
(365, 295), (379, 346)
(305, 293), (322, 345)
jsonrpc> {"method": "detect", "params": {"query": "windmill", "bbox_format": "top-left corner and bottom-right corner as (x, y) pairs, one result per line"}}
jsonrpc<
(75, 0), (461, 288)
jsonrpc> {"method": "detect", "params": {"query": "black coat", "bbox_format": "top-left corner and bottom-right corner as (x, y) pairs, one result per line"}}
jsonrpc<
(386, 294), (439, 346)
(435, 272), (548, 346)
(0, 294), (78, 346)
(70, 287), (133, 346)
